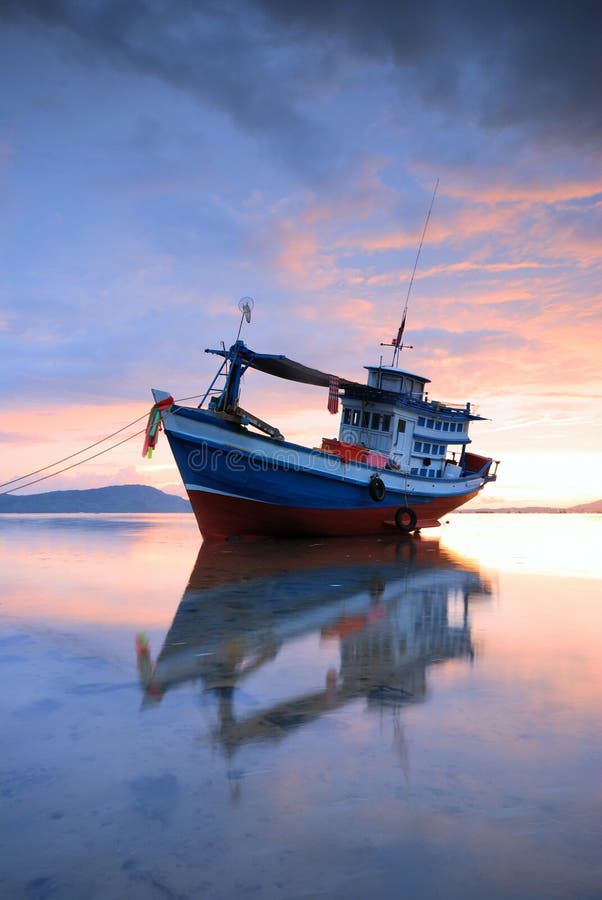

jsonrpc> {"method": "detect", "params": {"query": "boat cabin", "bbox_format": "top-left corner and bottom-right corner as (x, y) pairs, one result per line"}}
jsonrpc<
(204, 341), (485, 481)
(335, 364), (472, 478)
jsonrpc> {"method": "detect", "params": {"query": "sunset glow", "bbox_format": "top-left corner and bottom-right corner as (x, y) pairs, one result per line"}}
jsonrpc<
(1, 3), (600, 507)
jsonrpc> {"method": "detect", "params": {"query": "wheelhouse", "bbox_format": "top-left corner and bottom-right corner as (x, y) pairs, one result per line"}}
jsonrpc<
(337, 364), (477, 478)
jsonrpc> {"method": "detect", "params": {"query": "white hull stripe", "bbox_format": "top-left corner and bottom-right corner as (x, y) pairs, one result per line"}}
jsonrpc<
(184, 483), (271, 503)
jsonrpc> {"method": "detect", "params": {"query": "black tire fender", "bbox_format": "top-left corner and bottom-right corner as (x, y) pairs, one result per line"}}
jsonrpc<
(369, 475), (386, 502)
(395, 506), (417, 532)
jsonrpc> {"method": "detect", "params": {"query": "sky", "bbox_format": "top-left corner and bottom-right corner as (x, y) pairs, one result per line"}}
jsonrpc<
(1, 0), (601, 508)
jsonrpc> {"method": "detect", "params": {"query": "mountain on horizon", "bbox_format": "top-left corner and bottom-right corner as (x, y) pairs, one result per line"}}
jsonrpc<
(0, 485), (599, 516)
(0, 484), (191, 514)
(566, 498), (602, 513)
(464, 499), (602, 514)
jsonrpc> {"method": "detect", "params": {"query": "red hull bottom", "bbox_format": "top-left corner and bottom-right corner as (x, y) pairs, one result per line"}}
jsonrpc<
(188, 489), (480, 540)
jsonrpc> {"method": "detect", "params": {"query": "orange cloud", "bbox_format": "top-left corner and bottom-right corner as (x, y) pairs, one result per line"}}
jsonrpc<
(334, 298), (374, 320)
(442, 177), (602, 205)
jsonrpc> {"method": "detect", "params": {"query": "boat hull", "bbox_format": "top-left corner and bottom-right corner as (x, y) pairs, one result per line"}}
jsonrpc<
(159, 403), (486, 539)
(186, 484), (479, 539)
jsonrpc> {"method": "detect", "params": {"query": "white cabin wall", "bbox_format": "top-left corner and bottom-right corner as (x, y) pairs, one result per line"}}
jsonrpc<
(389, 414), (415, 471)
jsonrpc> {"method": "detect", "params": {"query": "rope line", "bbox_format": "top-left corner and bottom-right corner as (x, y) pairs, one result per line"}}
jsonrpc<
(0, 429), (146, 495)
(0, 414), (149, 490)
(0, 392), (203, 495)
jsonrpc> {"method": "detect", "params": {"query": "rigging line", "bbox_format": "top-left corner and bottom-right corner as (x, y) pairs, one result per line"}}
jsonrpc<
(0, 428), (146, 495)
(0, 392), (204, 490)
(392, 177), (439, 367)
(174, 393), (203, 403)
(0, 414), (148, 489)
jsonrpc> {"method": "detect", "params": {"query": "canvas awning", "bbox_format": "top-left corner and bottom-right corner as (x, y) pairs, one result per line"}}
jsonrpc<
(207, 344), (374, 392)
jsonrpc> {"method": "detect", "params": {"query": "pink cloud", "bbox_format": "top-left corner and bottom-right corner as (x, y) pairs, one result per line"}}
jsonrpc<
(334, 298), (374, 320)
(443, 177), (602, 205)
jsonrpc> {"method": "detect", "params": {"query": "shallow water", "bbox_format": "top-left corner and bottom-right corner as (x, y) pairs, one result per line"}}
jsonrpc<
(1, 513), (601, 899)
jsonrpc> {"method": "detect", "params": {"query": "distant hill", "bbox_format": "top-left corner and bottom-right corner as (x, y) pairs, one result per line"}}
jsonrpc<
(566, 499), (602, 513)
(1, 485), (599, 516)
(461, 506), (567, 514)
(463, 500), (601, 514)
(0, 484), (191, 514)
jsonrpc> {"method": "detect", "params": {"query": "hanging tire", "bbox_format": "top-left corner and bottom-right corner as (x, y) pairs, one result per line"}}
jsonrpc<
(369, 475), (386, 502)
(395, 506), (417, 532)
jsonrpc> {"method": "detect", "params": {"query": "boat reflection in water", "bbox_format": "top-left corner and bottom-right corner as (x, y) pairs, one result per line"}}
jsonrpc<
(138, 537), (491, 757)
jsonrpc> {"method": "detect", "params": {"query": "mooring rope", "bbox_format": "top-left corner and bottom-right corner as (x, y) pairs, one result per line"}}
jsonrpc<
(0, 414), (149, 490)
(0, 393), (203, 495)
(0, 429), (146, 495)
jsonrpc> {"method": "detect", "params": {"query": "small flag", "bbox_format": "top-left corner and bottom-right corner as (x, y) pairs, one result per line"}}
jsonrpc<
(327, 375), (339, 414)
(394, 308), (407, 349)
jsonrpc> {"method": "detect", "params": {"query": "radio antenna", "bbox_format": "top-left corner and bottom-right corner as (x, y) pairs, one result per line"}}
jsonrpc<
(392, 178), (439, 367)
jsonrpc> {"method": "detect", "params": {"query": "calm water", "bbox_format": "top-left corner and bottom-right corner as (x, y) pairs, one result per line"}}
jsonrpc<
(1, 514), (601, 900)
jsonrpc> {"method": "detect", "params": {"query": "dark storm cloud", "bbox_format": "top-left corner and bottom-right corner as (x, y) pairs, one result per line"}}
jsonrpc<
(3, 0), (601, 152)
(255, 0), (602, 146)
(1, 0), (327, 169)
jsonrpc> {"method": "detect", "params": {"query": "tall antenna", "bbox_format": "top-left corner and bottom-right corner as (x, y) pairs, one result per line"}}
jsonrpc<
(391, 178), (439, 367)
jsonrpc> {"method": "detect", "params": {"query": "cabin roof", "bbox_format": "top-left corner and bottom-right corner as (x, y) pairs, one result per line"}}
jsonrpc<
(364, 364), (431, 384)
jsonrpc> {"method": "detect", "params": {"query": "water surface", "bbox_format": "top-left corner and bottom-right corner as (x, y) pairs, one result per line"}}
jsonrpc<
(1, 513), (601, 899)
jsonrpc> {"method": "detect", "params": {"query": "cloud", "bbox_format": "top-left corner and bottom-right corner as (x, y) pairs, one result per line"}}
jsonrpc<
(1, 0), (328, 175)
(3, 0), (601, 175)
(444, 177), (602, 205)
(255, 0), (602, 148)
(0, 430), (52, 444)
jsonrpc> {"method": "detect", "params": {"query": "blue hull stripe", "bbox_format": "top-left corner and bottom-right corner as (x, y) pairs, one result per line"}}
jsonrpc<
(165, 427), (477, 512)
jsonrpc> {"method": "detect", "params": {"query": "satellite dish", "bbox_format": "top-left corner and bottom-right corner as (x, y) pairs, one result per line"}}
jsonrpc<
(238, 296), (254, 323)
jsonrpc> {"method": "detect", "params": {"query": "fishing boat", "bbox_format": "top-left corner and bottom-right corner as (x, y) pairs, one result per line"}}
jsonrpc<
(146, 296), (498, 539)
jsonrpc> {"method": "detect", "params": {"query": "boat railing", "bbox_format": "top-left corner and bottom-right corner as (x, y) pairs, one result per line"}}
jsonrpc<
(391, 393), (477, 420)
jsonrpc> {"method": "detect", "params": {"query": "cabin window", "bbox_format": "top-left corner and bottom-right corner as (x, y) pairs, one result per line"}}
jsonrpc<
(418, 416), (425, 426)
(457, 422), (465, 432)
(438, 445), (445, 455)
(397, 419), (406, 433)
(381, 414), (391, 432)
(414, 441), (422, 452)
(343, 408), (352, 425)
(427, 418), (434, 428)
(352, 410), (360, 426)
(422, 443), (431, 454)
(411, 467), (418, 475)
(371, 413), (381, 430)
(382, 374), (402, 392)
(435, 421), (442, 430)
(361, 411), (370, 428)
(443, 422), (449, 431)
(420, 467), (427, 476)
(429, 468), (436, 478)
